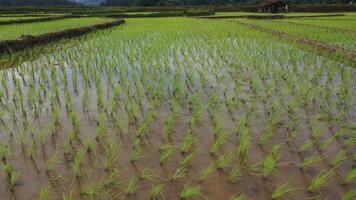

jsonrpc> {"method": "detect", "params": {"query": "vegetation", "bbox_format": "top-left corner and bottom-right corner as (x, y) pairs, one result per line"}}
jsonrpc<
(0, 12), (355, 200)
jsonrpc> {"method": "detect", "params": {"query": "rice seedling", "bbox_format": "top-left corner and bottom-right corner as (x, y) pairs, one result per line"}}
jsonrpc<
(332, 149), (347, 167)
(39, 187), (50, 200)
(150, 183), (165, 200)
(163, 112), (177, 142)
(139, 168), (158, 181)
(180, 184), (203, 200)
(159, 143), (175, 165)
(9, 169), (20, 191)
(211, 131), (231, 155)
(0, 143), (9, 163)
(104, 141), (119, 170)
(343, 168), (356, 185)
(216, 151), (233, 170)
(228, 164), (243, 183)
(69, 111), (80, 134)
(199, 162), (215, 182)
(172, 165), (187, 181)
(124, 176), (138, 196)
(179, 153), (195, 167)
(28, 137), (37, 159)
(2, 164), (20, 191)
(0, 16), (354, 200)
(271, 182), (293, 199)
(262, 144), (281, 178)
(308, 170), (334, 193)
(130, 146), (142, 162)
(342, 190), (356, 200)
(46, 153), (59, 172)
(62, 191), (73, 200)
(180, 131), (197, 153)
(300, 154), (322, 170)
(73, 150), (85, 177)
(229, 193), (246, 200)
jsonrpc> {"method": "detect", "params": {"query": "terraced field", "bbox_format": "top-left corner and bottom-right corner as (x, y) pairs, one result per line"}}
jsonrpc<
(0, 16), (355, 200)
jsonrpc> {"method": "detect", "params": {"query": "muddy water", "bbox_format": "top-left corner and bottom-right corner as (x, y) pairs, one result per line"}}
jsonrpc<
(0, 18), (356, 200)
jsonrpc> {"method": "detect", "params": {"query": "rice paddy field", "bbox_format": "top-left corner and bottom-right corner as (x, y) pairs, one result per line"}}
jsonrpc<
(0, 13), (355, 200)
(0, 17), (116, 41)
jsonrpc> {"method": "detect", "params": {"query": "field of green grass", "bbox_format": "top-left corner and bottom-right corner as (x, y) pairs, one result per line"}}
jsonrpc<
(235, 18), (356, 50)
(0, 13), (355, 200)
(281, 13), (356, 31)
(0, 17), (116, 41)
(0, 16), (43, 21)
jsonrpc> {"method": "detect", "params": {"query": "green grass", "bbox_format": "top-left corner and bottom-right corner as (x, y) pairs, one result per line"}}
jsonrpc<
(238, 18), (356, 50)
(0, 16), (355, 200)
(0, 17), (116, 41)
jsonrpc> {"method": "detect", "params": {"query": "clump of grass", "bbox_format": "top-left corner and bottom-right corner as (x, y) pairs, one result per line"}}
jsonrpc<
(300, 154), (322, 170)
(211, 131), (230, 155)
(308, 170), (334, 193)
(150, 183), (165, 200)
(124, 177), (138, 196)
(130, 146), (141, 162)
(229, 193), (246, 200)
(228, 164), (242, 183)
(0, 143), (9, 163)
(104, 141), (119, 170)
(46, 153), (59, 172)
(343, 168), (356, 185)
(9, 169), (20, 191)
(271, 182), (293, 199)
(39, 187), (50, 200)
(172, 165), (187, 181)
(262, 144), (281, 178)
(180, 184), (203, 200)
(180, 131), (196, 153)
(332, 149), (347, 167)
(216, 151), (233, 170)
(62, 191), (73, 200)
(73, 150), (85, 177)
(342, 190), (356, 200)
(159, 143), (175, 165)
(83, 138), (96, 153)
(299, 139), (316, 153)
(28, 137), (37, 159)
(237, 123), (251, 163)
(69, 111), (80, 134)
(199, 162), (215, 182)
(139, 168), (158, 181)
(2, 164), (20, 191)
(163, 112), (177, 142)
(180, 153), (195, 167)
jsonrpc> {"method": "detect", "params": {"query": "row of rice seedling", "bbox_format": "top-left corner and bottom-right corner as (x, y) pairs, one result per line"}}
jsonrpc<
(279, 18), (356, 31)
(236, 18), (356, 50)
(0, 17), (355, 199)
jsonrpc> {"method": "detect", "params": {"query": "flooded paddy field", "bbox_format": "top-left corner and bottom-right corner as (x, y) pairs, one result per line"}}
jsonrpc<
(0, 18), (355, 200)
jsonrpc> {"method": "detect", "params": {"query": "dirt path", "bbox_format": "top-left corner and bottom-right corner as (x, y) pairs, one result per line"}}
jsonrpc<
(0, 19), (125, 55)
